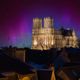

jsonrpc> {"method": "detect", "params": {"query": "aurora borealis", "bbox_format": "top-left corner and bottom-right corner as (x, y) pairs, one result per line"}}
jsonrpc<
(0, 0), (80, 48)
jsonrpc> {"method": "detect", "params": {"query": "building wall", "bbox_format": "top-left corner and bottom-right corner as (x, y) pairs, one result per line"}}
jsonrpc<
(15, 49), (25, 62)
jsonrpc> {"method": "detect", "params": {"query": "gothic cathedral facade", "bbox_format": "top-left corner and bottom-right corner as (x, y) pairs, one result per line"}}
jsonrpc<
(32, 17), (78, 50)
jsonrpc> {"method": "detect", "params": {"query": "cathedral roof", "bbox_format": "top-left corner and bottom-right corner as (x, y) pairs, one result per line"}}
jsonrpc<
(60, 28), (73, 36)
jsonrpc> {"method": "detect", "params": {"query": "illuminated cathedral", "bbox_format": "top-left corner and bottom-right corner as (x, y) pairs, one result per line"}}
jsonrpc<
(32, 17), (78, 50)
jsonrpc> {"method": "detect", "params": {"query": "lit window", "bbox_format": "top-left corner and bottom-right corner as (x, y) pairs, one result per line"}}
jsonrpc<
(22, 76), (30, 80)
(44, 39), (48, 45)
(44, 40), (47, 45)
(51, 41), (54, 45)
(33, 40), (37, 45)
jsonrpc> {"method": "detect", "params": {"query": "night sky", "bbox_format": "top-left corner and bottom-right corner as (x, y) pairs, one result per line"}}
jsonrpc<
(0, 0), (80, 48)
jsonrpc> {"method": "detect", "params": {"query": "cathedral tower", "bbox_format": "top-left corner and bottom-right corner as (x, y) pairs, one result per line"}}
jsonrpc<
(32, 17), (55, 50)
(33, 18), (42, 28)
(32, 18), (42, 49)
(44, 17), (53, 28)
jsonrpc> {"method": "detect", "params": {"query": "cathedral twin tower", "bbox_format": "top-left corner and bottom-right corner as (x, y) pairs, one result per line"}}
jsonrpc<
(32, 17), (78, 50)
(33, 17), (53, 28)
